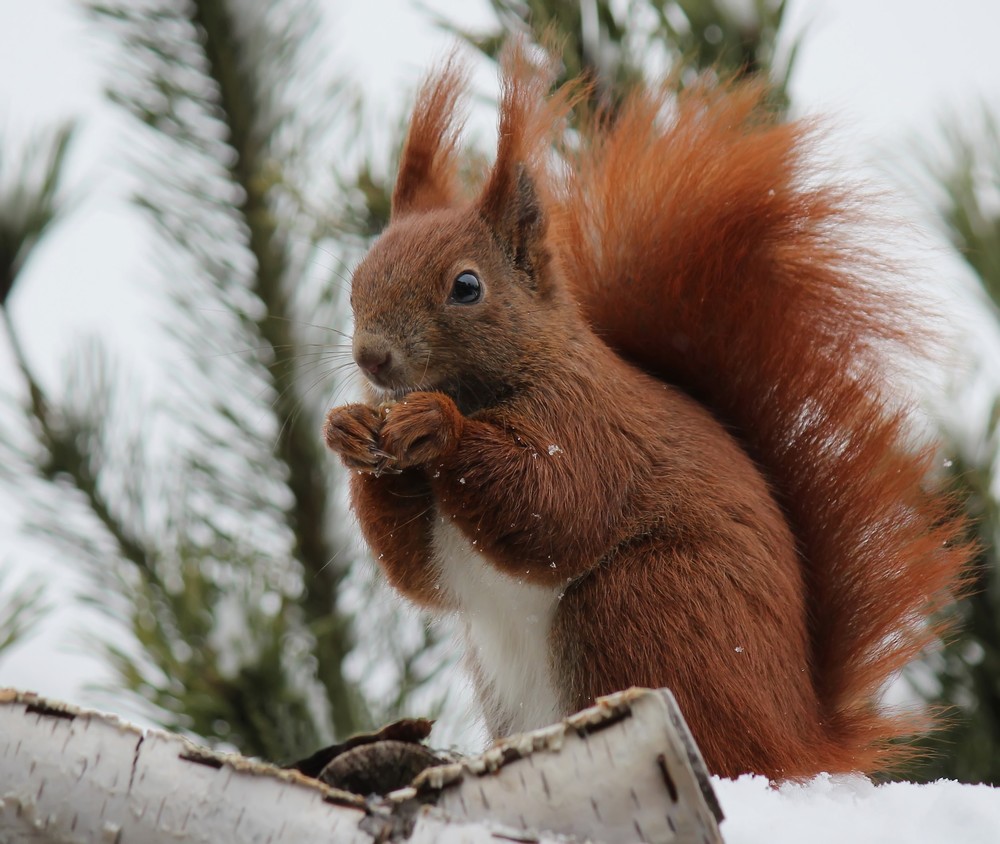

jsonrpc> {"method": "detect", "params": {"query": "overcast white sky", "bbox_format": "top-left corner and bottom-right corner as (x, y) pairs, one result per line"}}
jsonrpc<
(1, 0), (999, 712)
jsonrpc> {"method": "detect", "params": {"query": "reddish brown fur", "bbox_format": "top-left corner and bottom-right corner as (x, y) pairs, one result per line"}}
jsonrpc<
(323, 46), (971, 779)
(392, 55), (468, 217)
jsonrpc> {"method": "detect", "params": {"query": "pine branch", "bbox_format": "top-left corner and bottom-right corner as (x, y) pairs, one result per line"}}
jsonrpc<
(1, 309), (154, 579)
(0, 122), (75, 308)
(0, 569), (47, 659)
(0, 119), (154, 576)
(84, 0), (375, 747)
(187, 0), (363, 734)
(938, 113), (1000, 310)
(907, 108), (1000, 785)
(433, 0), (796, 116)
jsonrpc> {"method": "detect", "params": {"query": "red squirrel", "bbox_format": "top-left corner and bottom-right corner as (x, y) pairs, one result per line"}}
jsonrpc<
(323, 45), (970, 780)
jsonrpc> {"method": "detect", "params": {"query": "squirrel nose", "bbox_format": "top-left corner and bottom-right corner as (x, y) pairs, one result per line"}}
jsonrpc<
(353, 334), (394, 380)
(358, 347), (391, 376)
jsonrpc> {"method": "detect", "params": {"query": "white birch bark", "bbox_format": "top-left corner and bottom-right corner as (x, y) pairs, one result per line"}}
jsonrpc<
(0, 687), (723, 843)
(416, 687), (724, 843)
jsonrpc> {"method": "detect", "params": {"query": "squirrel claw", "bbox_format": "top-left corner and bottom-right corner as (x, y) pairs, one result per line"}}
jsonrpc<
(373, 456), (402, 477)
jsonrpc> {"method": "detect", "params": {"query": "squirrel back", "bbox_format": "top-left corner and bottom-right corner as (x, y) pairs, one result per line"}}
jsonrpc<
(325, 45), (971, 779)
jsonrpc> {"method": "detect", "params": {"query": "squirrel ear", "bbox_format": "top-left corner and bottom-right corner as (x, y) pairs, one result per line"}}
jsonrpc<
(476, 38), (561, 282)
(478, 163), (548, 281)
(392, 58), (467, 219)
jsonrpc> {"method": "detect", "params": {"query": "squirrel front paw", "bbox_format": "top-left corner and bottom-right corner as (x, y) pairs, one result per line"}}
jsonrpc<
(323, 403), (388, 473)
(379, 391), (464, 470)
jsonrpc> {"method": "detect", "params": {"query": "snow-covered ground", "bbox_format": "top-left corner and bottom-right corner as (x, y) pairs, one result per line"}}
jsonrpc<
(716, 774), (1000, 844)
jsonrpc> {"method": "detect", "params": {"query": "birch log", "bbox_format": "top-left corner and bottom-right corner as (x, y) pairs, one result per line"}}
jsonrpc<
(0, 687), (724, 843)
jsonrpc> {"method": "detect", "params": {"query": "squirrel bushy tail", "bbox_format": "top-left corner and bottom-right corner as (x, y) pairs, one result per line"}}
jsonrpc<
(547, 77), (970, 773)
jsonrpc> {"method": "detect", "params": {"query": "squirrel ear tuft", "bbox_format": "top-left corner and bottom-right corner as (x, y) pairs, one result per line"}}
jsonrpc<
(475, 37), (571, 282)
(392, 56), (468, 219)
(479, 163), (548, 279)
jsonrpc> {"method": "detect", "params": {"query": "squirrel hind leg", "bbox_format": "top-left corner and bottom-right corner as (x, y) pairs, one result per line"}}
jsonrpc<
(550, 537), (837, 779)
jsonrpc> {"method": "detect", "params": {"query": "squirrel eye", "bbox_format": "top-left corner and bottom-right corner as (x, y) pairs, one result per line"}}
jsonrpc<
(449, 271), (482, 305)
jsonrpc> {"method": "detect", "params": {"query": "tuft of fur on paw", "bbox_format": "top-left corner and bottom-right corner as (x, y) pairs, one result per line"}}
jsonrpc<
(379, 391), (464, 469)
(323, 403), (385, 472)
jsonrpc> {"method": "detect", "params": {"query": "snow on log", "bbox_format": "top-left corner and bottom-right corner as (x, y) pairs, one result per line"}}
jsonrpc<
(0, 686), (724, 843)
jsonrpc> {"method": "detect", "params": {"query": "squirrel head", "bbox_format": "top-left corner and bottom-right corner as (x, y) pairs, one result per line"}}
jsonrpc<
(350, 165), (563, 414)
(349, 45), (575, 414)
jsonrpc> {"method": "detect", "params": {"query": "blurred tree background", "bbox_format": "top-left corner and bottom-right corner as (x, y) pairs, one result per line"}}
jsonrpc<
(0, 0), (997, 782)
(907, 117), (1000, 784)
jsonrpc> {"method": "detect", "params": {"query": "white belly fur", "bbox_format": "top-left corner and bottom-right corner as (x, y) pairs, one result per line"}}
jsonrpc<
(431, 518), (564, 736)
